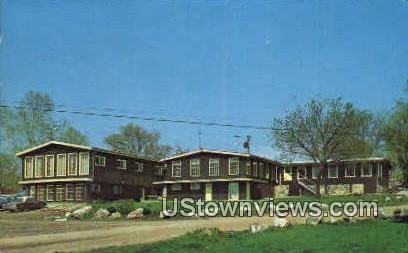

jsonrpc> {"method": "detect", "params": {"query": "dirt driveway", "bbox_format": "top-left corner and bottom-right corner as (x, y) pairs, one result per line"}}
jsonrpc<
(0, 205), (403, 253)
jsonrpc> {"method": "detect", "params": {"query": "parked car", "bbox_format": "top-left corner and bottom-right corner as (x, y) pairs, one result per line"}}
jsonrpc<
(2, 196), (46, 211)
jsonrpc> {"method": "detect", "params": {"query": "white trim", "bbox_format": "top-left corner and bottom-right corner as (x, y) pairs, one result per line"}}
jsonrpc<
(56, 154), (67, 176)
(16, 141), (92, 156)
(46, 184), (55, 201)
(289, 157), (387, 165)
(328, 166), (339, 178)
(311, 167), (319, 179)
(95, 155), (106, 167)
(79, 152), (90, 175)
(117, 159), (127, 170)
(153, 178), (269, 184)
(19, 177), (94, 184)
(45, 155), (55, 177)
(135, 162), (144, 172)
(345, 164), (356, 178)
(67, 153), (78, 176)
(297, 167), (307, 180)
(161, 149), (252, 161)
(24, 156), (34, 178)
(208, 158), (220, 176)
(34, 155), (45, 178)
(228, 157), (240, 175)
(190, 159), (200, 177)
(172, 160), (182, 177)
(361, 163), (373, 177)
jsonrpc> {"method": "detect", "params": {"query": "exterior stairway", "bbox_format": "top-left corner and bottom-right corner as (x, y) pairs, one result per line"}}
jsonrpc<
(298, 178), (318, 196)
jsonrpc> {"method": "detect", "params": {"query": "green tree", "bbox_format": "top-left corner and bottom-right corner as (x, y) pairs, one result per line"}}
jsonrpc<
(57, 124), (89, 146)
(104, 123), (172, 159)
(271, 97), (374, 196)
(383, 101), (408, 187)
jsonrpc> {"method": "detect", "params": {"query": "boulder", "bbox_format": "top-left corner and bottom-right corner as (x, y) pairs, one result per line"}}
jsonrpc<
(397, 190), (408, 196)
(394, 208), (408, 223)
(127, 208), (144, 219)
(65, 212), (72, 219)
(110, 212), (122, 219)
(385, 196), (391, 202)
(272, 217), (290, 228)
(249, 223), (264, 233)
(305, 213), (322, 225)
(396, 196), (403, 200)
(55, 217), (68, 222)
(94, 208), (110, 219)
(71, 206), (92, 220)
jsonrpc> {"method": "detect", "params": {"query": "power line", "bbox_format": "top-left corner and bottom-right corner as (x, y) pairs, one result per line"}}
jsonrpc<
(0, 104), (283, 131)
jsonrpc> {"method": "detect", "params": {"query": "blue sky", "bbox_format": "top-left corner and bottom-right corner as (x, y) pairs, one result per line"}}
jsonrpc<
(1, 1), (407, 158)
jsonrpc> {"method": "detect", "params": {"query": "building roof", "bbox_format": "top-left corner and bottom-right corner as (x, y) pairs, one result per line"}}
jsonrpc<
(15, 140), (159, 162)
(287, 157), (387, 165)
(160, 149), (281, 164)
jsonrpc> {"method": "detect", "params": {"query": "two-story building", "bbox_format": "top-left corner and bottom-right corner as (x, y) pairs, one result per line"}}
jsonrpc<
(153, 149), (282, 200)
(17, 141), (162, 202)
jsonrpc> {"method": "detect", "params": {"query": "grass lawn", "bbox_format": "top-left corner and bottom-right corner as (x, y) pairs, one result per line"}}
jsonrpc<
(84, 220), (408, 253)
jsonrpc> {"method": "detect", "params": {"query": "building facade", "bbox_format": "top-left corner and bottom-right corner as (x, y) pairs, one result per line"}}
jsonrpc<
(17, 141), (162, 202)
(17, 142), (393, 202)
(153, 149), (281, 200)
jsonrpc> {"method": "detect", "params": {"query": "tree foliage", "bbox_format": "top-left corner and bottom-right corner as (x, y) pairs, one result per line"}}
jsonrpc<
(104, 123), (174, 159)
(383, 101), (408, 187)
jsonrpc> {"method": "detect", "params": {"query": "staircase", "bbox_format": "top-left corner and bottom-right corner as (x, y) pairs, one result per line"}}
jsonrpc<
(298, 178), (318, 196)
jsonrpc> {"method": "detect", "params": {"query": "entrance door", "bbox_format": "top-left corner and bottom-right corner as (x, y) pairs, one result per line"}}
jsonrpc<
(205, 183), (213, 201)
(228, 182), (239, 200)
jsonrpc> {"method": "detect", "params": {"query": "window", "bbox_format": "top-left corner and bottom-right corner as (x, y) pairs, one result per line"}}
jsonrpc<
(75, 184), (85, 200)
(79, 152), (90, 175)
(172, 161), (181, 177)
(68, 153), (78, 175)
(37, 185), (46, 201)
(209, 159), (219, 176)
(24, 157), (34, 178)
(259, 162), (264, 178)
(229, 157), (240, 175)
(29, 185), (36, 198)
(328, 166), (338, 178)
(345, 164), (356, 177)
(117, 159), (127, 170)
(265, 164), (270, 179)
(56, 185), (65, 201)
(245, 161), (251, 175)
(112, 185), (122, 195)
(298, 167), (307, 179)
(171, 184), (182, 191)
(45, 155), (55, 177)
(66, 184), (75, 200)
(46, 185), (55, 201)
(34, 156), (45, 178)
(253, 162), (258, 177)
(284, 167), (292, 181)
(190, 159), (200, 177)
(361, 163), (373, 177)
(95, 156), (106, 166)
(136, 162), (144, 172)
(191, 183), (201, 191)
(312, 167), (320, 179)
(57, 154), (66, 176)
(155, 165), (164, 176)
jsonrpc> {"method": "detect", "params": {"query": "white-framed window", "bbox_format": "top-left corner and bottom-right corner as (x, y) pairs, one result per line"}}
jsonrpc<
(245, 161), (251, 175)
(117, 159), (127, 170)
(361, 163), (373, 177)
(190, 159), (200, 177)
(297, 167), (307, 179)
(75, 184), (85, 200)
(172, 160), (181, 177)
(191, 183), (201, 191)
(95, 156), (106, 166)
(56, 154), (67, 176)
(24, 156), (34, 178)
(155, 165), (164, 176)
(68, 153), (78, 175)
(328, 165), (338, 178)
(284, 167), (292, 181)
(209, 159), (219, 176)
(259, 162), (264, 177)
(265, 164), (270, 179)
(312, 167), (320, 179)
(171, 184), (182, 191)
(35, 156), (45, 178)
(252, 162), (258, 177)
(56, 185), (65, 201)
(46, 185), (55, 201)
(29, 185), (36, 198)
(37, 185), (46, 201)
(66, 184), (75, 200)
(45, 155), (55, 177)
(79, 152), (90, 175)
(135, 162), (144, 172)
(345, 164), (356, 178)
(229, 157), (240, 175)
